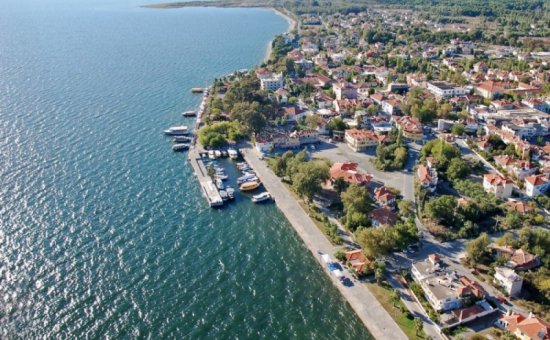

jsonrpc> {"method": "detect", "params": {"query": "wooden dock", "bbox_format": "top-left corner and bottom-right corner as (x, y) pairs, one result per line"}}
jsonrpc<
(189, 147), (223, 207)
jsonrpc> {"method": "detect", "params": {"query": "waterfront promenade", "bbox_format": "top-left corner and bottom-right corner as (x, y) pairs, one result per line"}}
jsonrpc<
(241, 147), (408, 340)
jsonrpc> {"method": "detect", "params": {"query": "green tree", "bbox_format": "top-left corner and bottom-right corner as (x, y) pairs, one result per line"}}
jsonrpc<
(466, 233), (490, 265)
(424, 195), (457, 225)
(230, 101), (266, 134)
(398, 200), (415, 217)
(451, 124), (466, 136)
(391, 289), (401, 308)
(305, 114), (322, 129)
(327, 117), (347, 131)
(333, 177), (348, 193)
(292, 161), (330, 200)
(446, 158), (471, 181)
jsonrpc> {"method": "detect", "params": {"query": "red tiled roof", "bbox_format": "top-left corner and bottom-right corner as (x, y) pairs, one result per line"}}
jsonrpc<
(330, 162), (372, 185)
(368, 207), (398, 226)
(484, 173), (512, 187)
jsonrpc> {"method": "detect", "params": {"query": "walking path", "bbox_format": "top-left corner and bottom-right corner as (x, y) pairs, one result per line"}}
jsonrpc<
(241, 147), (407, 340)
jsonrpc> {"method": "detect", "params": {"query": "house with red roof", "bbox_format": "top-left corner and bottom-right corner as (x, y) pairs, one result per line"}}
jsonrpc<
(344, 128), (382, 152)
(368, 207), (399, 227)
(496, 312), (550, 340)
(417, 164), (437, 192)
(525, 174), (550, 197)
(373, 186), (396, 207)
(344, 249), (372, 276)
(483, 173), (513, 199)
(329, 162), (372, 186)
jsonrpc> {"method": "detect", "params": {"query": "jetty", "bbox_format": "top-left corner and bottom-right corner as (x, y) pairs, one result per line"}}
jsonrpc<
(189, 147), (223, 207)
(241, 146), (407, 340)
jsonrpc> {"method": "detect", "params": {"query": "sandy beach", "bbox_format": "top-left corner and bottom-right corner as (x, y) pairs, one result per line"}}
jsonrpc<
(264, 7), (297, 62)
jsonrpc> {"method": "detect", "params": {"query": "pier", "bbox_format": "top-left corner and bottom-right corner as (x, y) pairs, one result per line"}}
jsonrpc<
(189, 147), (223, 207)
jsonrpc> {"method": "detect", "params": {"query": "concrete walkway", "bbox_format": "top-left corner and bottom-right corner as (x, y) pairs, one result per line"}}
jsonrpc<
(242, 147), (407, 340)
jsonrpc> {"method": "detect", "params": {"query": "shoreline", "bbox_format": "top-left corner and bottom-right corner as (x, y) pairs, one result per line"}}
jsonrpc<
(241, 146), (408, 340)
(264, 7), (296, 62)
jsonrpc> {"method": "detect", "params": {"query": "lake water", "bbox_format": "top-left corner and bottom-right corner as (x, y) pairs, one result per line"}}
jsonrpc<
(0, 0), (372, 338)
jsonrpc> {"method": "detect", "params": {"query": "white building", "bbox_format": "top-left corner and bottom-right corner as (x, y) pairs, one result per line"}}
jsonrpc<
(494, 267), (523, 297)
(483, 173), (513, 199)
(259, 72), (284, 91)
(427, 81), (468, 98)
(524, 174), (550, 197)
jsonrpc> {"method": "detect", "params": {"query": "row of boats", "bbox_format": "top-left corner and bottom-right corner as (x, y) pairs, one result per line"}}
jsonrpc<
(234, 161), (271, 203)
(164, 125), (192, 152)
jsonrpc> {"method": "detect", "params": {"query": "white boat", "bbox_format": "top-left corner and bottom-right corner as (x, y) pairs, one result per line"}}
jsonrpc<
(221, 150), (228, 158)
(228, 149), (238, 159)
(172, 143), (189, 152)
(215, 178), (224, 190)
(226, 186), (235, 199)
(237, 174), (257, 184)
(214, 150), (222, 158)
(215, 174), (228, 181)
(251, 192), (271, 203)
(208, 150), (216, 159)
(164, 125), (189, 135)
(172, 136), (191, 143)
(219, 190), (229, 201)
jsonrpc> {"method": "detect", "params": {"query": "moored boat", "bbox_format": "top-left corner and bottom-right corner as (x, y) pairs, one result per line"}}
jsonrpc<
(191, 87), (204, 93)
(182, 110), (196, 117)
(251, 192), (271, 203)
(172, 143), (189, 152)
(164, 125), (189, 135)
(237, 174), (257, 184)
(239, 180), (260, 191)
(172, 136), (192, 143)
(214, 150), (222, 158)
(228, 149), (238, 159)
(215, 178), (224, 190)
(226, 186), (235, 199)
(219, 190), (229, 201)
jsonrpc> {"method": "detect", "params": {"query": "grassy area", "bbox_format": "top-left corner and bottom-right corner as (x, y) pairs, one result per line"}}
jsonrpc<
(366, 282), (425, 340)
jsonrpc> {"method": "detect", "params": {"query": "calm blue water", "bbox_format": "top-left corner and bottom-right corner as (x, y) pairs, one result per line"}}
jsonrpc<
(0, 1), (372, 338)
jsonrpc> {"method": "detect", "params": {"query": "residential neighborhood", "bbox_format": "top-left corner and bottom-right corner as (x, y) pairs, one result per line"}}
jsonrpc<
(195, 4), (550, 339)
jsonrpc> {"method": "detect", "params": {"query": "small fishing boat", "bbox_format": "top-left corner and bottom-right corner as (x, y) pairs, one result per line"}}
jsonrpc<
(215, 173), (228, 181)
(215, 178), (224, 190)
(226, 186), (235, 199)
(182, 110), (196, 117)
(214, 150), (222, 158)
(219, 190), (229, 201)
(208, 150), (216, 159)
(172, 143), (189, 152)
(228, 149), (239, 159)
(172, 136), (192, 143)
(221, 150), (228, 158)
(191, 87), (204, 93)
(251, 192), (271, 203)
(239, 180), (260, 191)
(237, 174), (257, 184)
(164, 125), (189, 135)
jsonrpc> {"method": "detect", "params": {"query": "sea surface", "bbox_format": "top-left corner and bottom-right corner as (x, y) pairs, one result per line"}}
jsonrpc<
(0, 0), (373, 338)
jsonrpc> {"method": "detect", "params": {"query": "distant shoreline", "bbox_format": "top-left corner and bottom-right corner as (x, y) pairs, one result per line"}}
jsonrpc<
(142, 2), (296, 62)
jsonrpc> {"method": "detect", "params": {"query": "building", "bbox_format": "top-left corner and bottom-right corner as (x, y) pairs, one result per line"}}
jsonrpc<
(393, 116), (423, 140)
(489, 245), (541, 271)
(344, 249), (372, 275)
(329, 162), (372, 186)
(333, 81), (358, 100)
(496, 312), (550, 340)
(475, 81), (508, 99)
(483, 173), (513, 199)
(525, 174), (550, 197)
(418, 164), (438, 192)
(427, 81), (467, 99)
(259, 72), (284, 91)
(494, 267), (523, 297)
(368, 207), (398, 227)
(373, 186), (397, 206)
(412, 255), (486, 312)
(344, 128), (381, 152)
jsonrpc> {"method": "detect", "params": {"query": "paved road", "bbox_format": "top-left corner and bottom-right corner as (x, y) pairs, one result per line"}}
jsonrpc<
(241, 146), (408, 340)
(312, 141), (416, 201)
